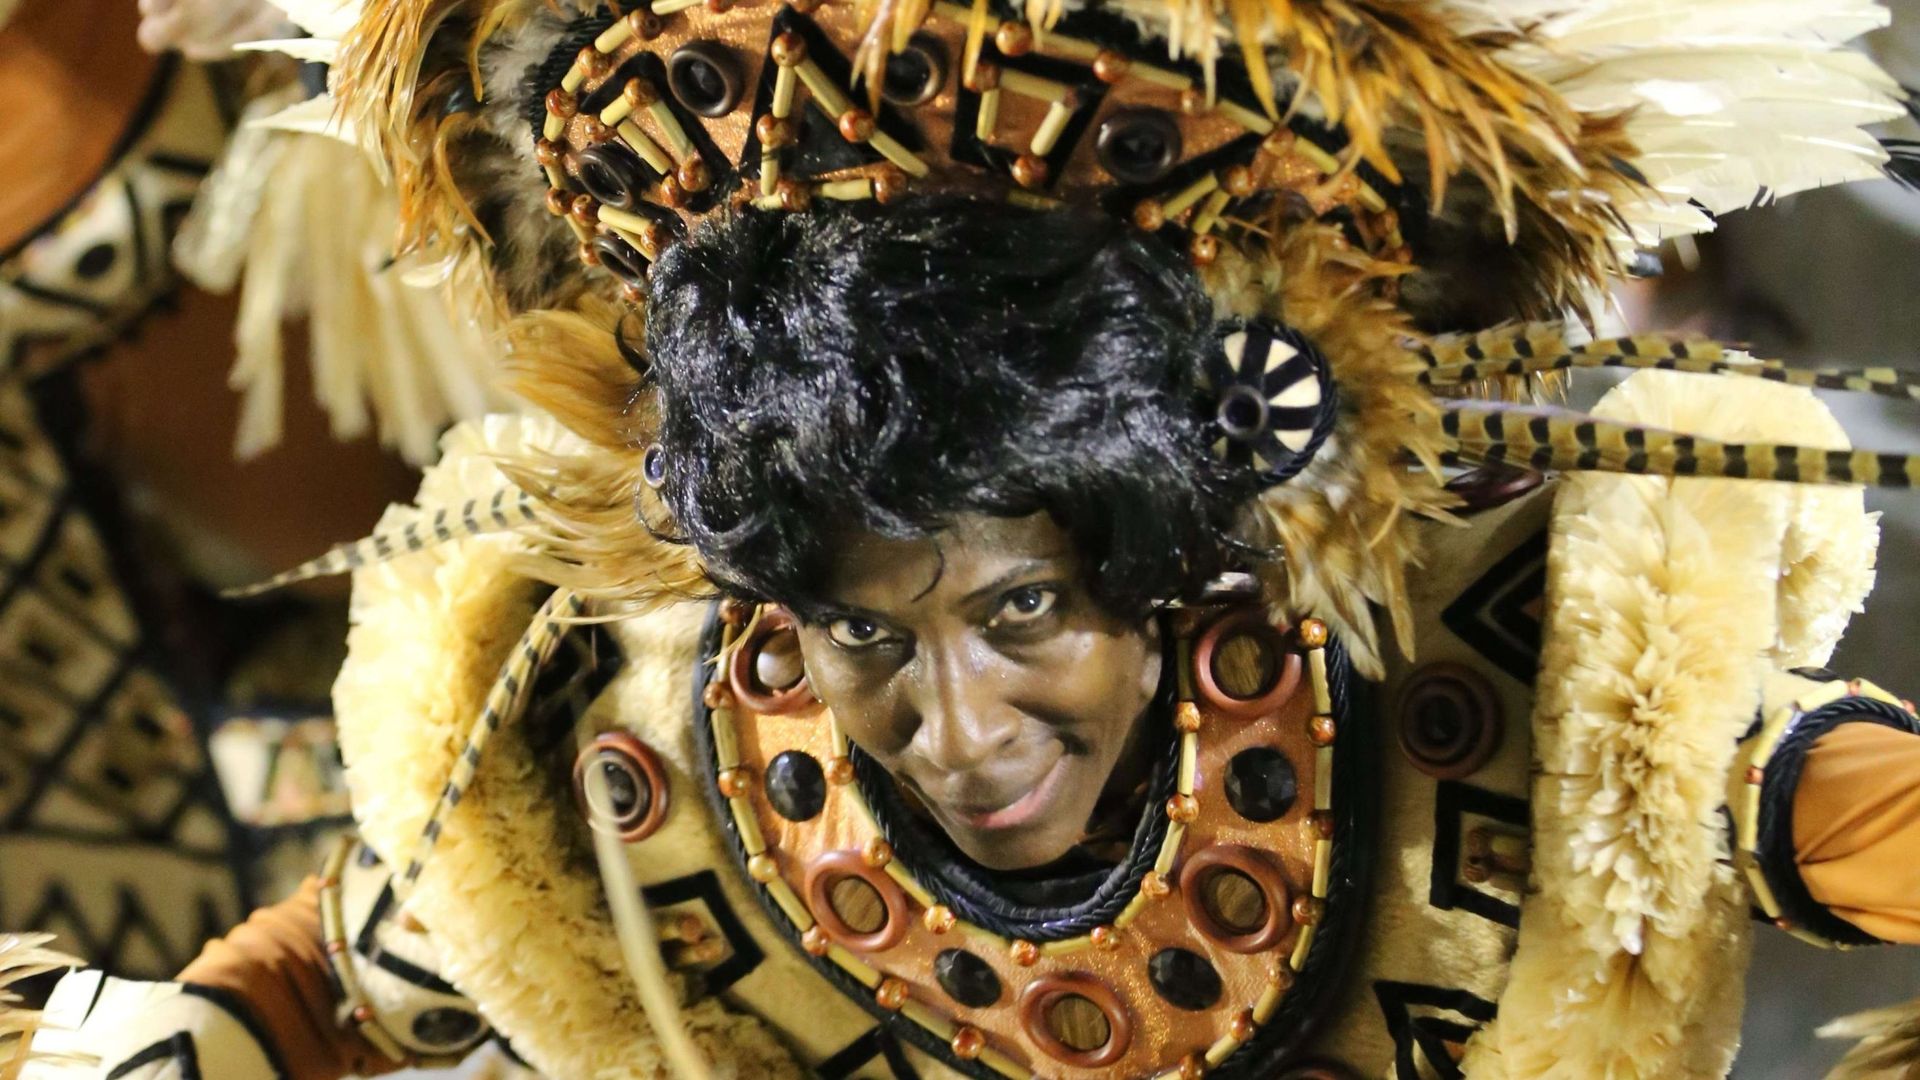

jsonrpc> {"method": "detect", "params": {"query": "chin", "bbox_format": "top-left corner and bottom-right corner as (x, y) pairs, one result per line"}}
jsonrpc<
(951, 829), (1078, 873)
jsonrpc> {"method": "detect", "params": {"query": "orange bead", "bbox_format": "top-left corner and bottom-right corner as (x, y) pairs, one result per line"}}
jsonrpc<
(964, 62), (1000, 93)
(951, 1025), (986, 1060)
(1140, 871), (1171, 900)
(995, 21), (1033, 55)
(547, 88), (578, 118)
(1175, 702), (1203, 733)
(1309, 810), (1336, 839)
(627, 9), (665, 39)
(1308, 715), (1338, 747)
(535, 138), (563, 168)
(1177, 1052), (1205, 1080)
(755, 115), (794, 149)
(1222, 164), (1255, 198)
(577, 45), (612, 80)
(1011, 154), (1049, 190)
(677, 157), (712, 194)
(837, 109), (876, 143)
(1133, 199), (1166, 232)
(1745, 764), (1765, 785)
(1166, 793), (1199, 823)
(873, 166), (909, 205)
(864, 837), (894, 868)
(703, 681), (735, 709)
(1291, 896), (1323, 926)
(1297, 618), (1329, 648)
(826, 755), (855, 784)
(1230, 1009), (1256, 1041)
(718, 767), (754, 798)
(802, 926), (831, 955)
(1189, 234), (1220, 267)
(545, 188), (571, 217)
(922, 904), (956, 934)
(747, 853), (779, 882)
(1010, 939), (1040, 967)
(771, 32), (808, 67)
(578, 241), (602, 267)
(875, 977), (910, 1010)
(1092, 50), (1130, 83)
(568, 194), (599, 228)
(1091, 925), (1119, 950)
(623, 78), (659, 109)
(776, 178), (813, 213)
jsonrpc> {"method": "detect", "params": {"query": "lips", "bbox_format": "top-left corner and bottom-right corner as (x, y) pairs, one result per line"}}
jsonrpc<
(949, 756), (1070, 832)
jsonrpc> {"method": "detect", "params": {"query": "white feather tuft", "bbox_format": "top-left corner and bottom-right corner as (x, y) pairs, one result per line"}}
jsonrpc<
(261, 0), (361, 40)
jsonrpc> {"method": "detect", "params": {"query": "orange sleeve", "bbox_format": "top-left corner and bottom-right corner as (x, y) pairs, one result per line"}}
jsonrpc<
(177, 878), (404, 1080)
(1792, 722), (1920, 944)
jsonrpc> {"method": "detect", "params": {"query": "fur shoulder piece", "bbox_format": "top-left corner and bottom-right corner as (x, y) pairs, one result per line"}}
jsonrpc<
(1461, 370), (1879, 1080)
(334, 416), (803, 1079)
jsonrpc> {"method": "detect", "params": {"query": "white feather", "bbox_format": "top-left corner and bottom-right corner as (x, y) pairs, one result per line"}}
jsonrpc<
(234, 36), (342, 63)
(260, 0), (360, 40)
(249, 94), (358, 144)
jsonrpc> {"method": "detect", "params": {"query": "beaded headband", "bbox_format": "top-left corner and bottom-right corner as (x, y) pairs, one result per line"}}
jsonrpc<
(533, 0), (1408, 300)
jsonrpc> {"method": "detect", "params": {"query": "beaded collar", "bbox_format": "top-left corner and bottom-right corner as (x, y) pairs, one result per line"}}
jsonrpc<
(694, 600), (1372, 1078)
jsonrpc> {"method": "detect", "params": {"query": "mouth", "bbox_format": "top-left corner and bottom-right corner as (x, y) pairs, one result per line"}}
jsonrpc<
(949, 756), (1070, 832)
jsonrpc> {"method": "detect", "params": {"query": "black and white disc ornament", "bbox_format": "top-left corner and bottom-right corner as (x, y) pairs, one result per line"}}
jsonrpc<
(1203, 319), (1338, 487)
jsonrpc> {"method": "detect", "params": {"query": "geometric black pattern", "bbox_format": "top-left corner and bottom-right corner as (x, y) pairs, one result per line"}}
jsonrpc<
(641, 869), (765, 996)
(1429, 781), (1529, 930)
(817, 1025), (924, 1080)
(1441, 530), (1548, 685)
(0, 59), (242, 981)
(1373, 981), (1498, 1080)
(104, 1033), (203, 1080)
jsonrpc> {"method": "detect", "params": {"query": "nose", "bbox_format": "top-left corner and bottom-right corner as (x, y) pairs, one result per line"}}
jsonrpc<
(903, 639), (1019, 774)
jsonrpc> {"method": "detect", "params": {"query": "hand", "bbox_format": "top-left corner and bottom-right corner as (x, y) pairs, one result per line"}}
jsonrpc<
(136, 0), (293, 61)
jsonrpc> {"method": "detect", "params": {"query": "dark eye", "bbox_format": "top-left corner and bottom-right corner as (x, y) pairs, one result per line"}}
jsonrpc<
(988, 586), (1058, 628)
(828, 616), (900, 648)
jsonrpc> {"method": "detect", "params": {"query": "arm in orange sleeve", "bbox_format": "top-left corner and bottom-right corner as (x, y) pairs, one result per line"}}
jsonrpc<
(176, 878), (404, 1080)
(1793, 722), (1920, 944)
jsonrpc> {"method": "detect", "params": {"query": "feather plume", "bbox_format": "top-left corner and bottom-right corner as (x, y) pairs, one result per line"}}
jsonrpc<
(0, 934), (83, 1067)
(1821, 997), (1920, 1079)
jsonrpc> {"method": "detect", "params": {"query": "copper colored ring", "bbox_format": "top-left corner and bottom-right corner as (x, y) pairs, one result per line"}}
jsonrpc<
(1395, 662), (1503, 780)
(728, 607), (816, 714)
(802, 850), (911, 953)
(1016, 972), (1133, 1068)
(1178, 844), (1292, 954)
(1191, 611), (1303, 719)
(572, 731), (671, 842)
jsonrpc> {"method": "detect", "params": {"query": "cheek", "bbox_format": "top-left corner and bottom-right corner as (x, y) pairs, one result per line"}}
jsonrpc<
(1015, 629), (1161, 728)
(795, 639), (912, 755)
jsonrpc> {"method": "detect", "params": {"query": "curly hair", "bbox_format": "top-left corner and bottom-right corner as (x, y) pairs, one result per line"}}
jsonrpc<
(642, 198), (1258, 618)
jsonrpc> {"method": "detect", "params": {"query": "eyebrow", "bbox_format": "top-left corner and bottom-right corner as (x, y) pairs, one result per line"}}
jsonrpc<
(958, 558), (1067, 606)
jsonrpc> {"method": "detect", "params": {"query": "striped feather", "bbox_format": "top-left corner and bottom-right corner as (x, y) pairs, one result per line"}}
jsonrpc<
(1438, 401), (1918, 489)
(223, 488), (539, 598)
(1423, 340), (1920, 406)
(394, 589), (586, 901)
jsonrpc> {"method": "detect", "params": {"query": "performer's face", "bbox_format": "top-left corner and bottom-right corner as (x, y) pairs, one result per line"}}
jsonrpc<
(793, 513), (1162, 871)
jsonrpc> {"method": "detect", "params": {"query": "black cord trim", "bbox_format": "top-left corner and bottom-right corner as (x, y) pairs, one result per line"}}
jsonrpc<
(1755, 695), (1920, 947)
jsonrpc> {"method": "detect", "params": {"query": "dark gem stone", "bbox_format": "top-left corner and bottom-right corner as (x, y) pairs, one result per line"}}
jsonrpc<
(1149, 947), (1223, 1011)
(1225, 747), (1297, 823)
(642, 444), (668, 488)
(935, 948), (1002, 1008)
(765, 750), (826, 822)
(411, 1005), (484, 1046)
(1095, 109), (1182, 185)
(75, 243), (117, 280)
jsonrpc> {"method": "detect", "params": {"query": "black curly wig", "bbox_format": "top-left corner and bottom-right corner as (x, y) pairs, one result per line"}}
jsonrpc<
(643, 198), (1257, 619)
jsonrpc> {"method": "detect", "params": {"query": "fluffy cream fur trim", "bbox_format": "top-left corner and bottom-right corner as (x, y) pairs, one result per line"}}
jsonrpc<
(335, 416), (802, 1079)
(1460, 370), (1878, 1080)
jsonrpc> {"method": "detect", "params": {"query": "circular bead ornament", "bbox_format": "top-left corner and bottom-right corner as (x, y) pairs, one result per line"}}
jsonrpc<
(1225, 746), (1298, 822)
(572, 731), (670, 841)
(1204, 319), (1339, 489)
(764, 750), (827, 821)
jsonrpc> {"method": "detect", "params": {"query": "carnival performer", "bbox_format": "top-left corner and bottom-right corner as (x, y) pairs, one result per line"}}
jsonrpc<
(8, 0), (1920, 1078)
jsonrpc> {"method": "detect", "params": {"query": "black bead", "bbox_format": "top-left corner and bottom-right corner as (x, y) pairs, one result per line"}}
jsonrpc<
(1149, 947), (1223, 1011)
(412, 1006), (484, 1046)
(1225, 746), (1297, 823)
(599, 758), (645, 819)
(881, 35), (945, 106)
(578, 141), (654, 211)
(1095, 109), (1182, 185)
(934, 948), (1002, 1008)
(667, 41), (744, 117)
(765, 750), (826, 822)
(593, 231), (650, 289)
